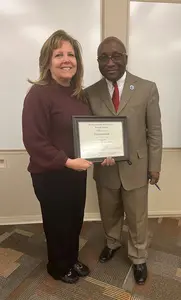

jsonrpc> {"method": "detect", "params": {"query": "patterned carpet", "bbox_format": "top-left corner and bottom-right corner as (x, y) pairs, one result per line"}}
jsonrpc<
(0, 218), (181, 299)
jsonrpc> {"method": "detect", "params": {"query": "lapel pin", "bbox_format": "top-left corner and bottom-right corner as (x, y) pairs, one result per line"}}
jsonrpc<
(130, 85), (135, 90)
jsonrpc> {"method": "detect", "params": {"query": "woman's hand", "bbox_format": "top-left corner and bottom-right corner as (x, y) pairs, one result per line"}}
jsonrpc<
(65, 158), (92, 171)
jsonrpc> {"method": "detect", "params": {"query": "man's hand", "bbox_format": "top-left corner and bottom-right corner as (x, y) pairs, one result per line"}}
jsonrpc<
(148, 171), (160, 185)
(101, 157), (115, 166)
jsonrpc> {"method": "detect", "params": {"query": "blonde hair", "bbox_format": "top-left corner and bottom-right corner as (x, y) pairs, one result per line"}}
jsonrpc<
(29, 30), (84, 98)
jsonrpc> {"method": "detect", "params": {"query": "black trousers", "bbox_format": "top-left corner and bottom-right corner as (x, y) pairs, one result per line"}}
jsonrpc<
(31, 168), (87, 276)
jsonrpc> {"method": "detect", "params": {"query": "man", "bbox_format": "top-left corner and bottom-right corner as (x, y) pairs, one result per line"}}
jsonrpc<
(85, 37), (162, 285)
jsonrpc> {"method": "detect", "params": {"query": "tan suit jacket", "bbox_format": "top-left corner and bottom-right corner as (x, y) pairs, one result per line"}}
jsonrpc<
(85, 71), (162, 191)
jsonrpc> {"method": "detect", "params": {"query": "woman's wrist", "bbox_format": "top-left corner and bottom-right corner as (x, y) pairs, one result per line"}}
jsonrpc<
(65, 158), (73, 168)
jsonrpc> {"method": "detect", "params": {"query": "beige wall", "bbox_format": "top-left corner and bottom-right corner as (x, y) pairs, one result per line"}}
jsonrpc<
(0, 0), (181, 225)
(103, 0), (129, 45)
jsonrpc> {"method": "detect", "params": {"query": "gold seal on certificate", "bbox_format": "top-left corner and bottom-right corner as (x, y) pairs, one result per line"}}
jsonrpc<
(72, 116), (129, 162)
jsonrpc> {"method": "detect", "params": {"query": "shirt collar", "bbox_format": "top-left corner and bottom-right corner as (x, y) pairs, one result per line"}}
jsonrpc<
(106, 71), (127, 88)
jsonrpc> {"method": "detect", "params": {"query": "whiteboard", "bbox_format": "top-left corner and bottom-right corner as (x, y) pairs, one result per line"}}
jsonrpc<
(0, 0), (101, 149)
(128, 2), (181, 148)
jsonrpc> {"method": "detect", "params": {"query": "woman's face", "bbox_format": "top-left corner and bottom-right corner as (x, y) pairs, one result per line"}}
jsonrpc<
(49, 40), (77, 86)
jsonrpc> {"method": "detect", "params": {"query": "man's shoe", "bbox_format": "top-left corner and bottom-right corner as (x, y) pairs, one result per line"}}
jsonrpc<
(133, 263), (147, 285)
(99, 246), (120, 263)
(74, 261), (90, 277)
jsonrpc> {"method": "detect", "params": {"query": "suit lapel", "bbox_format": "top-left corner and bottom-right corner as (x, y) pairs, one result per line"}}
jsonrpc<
(99, 79), (117, 116)
(98, 72), (138, 116)
(117, 71), (138, 114)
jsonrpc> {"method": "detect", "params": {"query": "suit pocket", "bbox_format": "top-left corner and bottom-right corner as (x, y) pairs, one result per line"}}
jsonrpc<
(137, 148), (147, 159)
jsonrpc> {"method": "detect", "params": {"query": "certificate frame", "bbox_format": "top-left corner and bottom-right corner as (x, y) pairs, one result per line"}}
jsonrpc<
(72, 116), (130, 163)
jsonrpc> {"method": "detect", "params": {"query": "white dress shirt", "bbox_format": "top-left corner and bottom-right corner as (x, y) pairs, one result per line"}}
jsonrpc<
(106, 72), (127, 101)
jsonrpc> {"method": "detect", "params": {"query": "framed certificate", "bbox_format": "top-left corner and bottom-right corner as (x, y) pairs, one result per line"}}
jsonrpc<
(72, 116), (129, 162)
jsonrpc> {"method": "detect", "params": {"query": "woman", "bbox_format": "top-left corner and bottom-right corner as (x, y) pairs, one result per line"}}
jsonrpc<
(22, 30), (92, 284)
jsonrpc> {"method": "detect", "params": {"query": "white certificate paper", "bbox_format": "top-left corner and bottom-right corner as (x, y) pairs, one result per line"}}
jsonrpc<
(78, 122), (124, 159)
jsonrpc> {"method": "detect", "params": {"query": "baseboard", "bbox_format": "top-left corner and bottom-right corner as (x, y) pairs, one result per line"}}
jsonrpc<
(148, 211), (181, 218)
(84, 213), (101, 221)
(0, 213), (101, 225)
(0, 211), (181, 225)
(0, 215), (43, 225)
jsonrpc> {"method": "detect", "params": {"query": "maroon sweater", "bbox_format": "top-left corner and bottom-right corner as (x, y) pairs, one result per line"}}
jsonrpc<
(22, 83), (90, 173)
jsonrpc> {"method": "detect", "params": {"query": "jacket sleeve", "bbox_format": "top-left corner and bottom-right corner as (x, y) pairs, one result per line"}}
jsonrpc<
(146, 83), (162, 172)
(22, 86), (68, 170)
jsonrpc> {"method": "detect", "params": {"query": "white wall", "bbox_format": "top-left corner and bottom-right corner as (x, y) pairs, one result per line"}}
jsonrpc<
(0, 0), (101, 150)
(128, 1), (181, 147)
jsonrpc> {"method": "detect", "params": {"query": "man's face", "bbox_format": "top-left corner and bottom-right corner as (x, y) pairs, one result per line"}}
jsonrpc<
(97, 40), (127, 82)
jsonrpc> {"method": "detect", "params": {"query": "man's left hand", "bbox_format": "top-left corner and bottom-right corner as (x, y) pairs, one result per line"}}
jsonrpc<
(101, 157), (115, 166)
(148, 171), (160, 185)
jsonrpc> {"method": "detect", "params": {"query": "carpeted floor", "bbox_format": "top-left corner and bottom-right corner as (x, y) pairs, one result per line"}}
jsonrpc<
(0, 218), (181, 299)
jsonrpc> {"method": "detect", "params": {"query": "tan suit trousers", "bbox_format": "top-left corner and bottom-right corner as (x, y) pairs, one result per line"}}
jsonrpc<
(96, 184), (148, 264)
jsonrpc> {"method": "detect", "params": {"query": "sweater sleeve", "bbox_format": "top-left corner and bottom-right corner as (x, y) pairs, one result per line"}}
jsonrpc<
(22, 85), (68, 171)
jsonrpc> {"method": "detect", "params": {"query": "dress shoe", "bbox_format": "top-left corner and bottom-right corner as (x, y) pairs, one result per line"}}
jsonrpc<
(133, 263), (147, 285)
(74, 261), (90, 277)
(99, 246), (120, 263)
(47, 265), (79, 284)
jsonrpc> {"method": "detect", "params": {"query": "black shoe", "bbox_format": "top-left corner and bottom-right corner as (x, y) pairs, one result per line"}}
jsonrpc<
(133, 263), (147, 285)
(74, 261), (90, 277)
(47, 265), (79, 284)
(99, 246), (120, 263)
